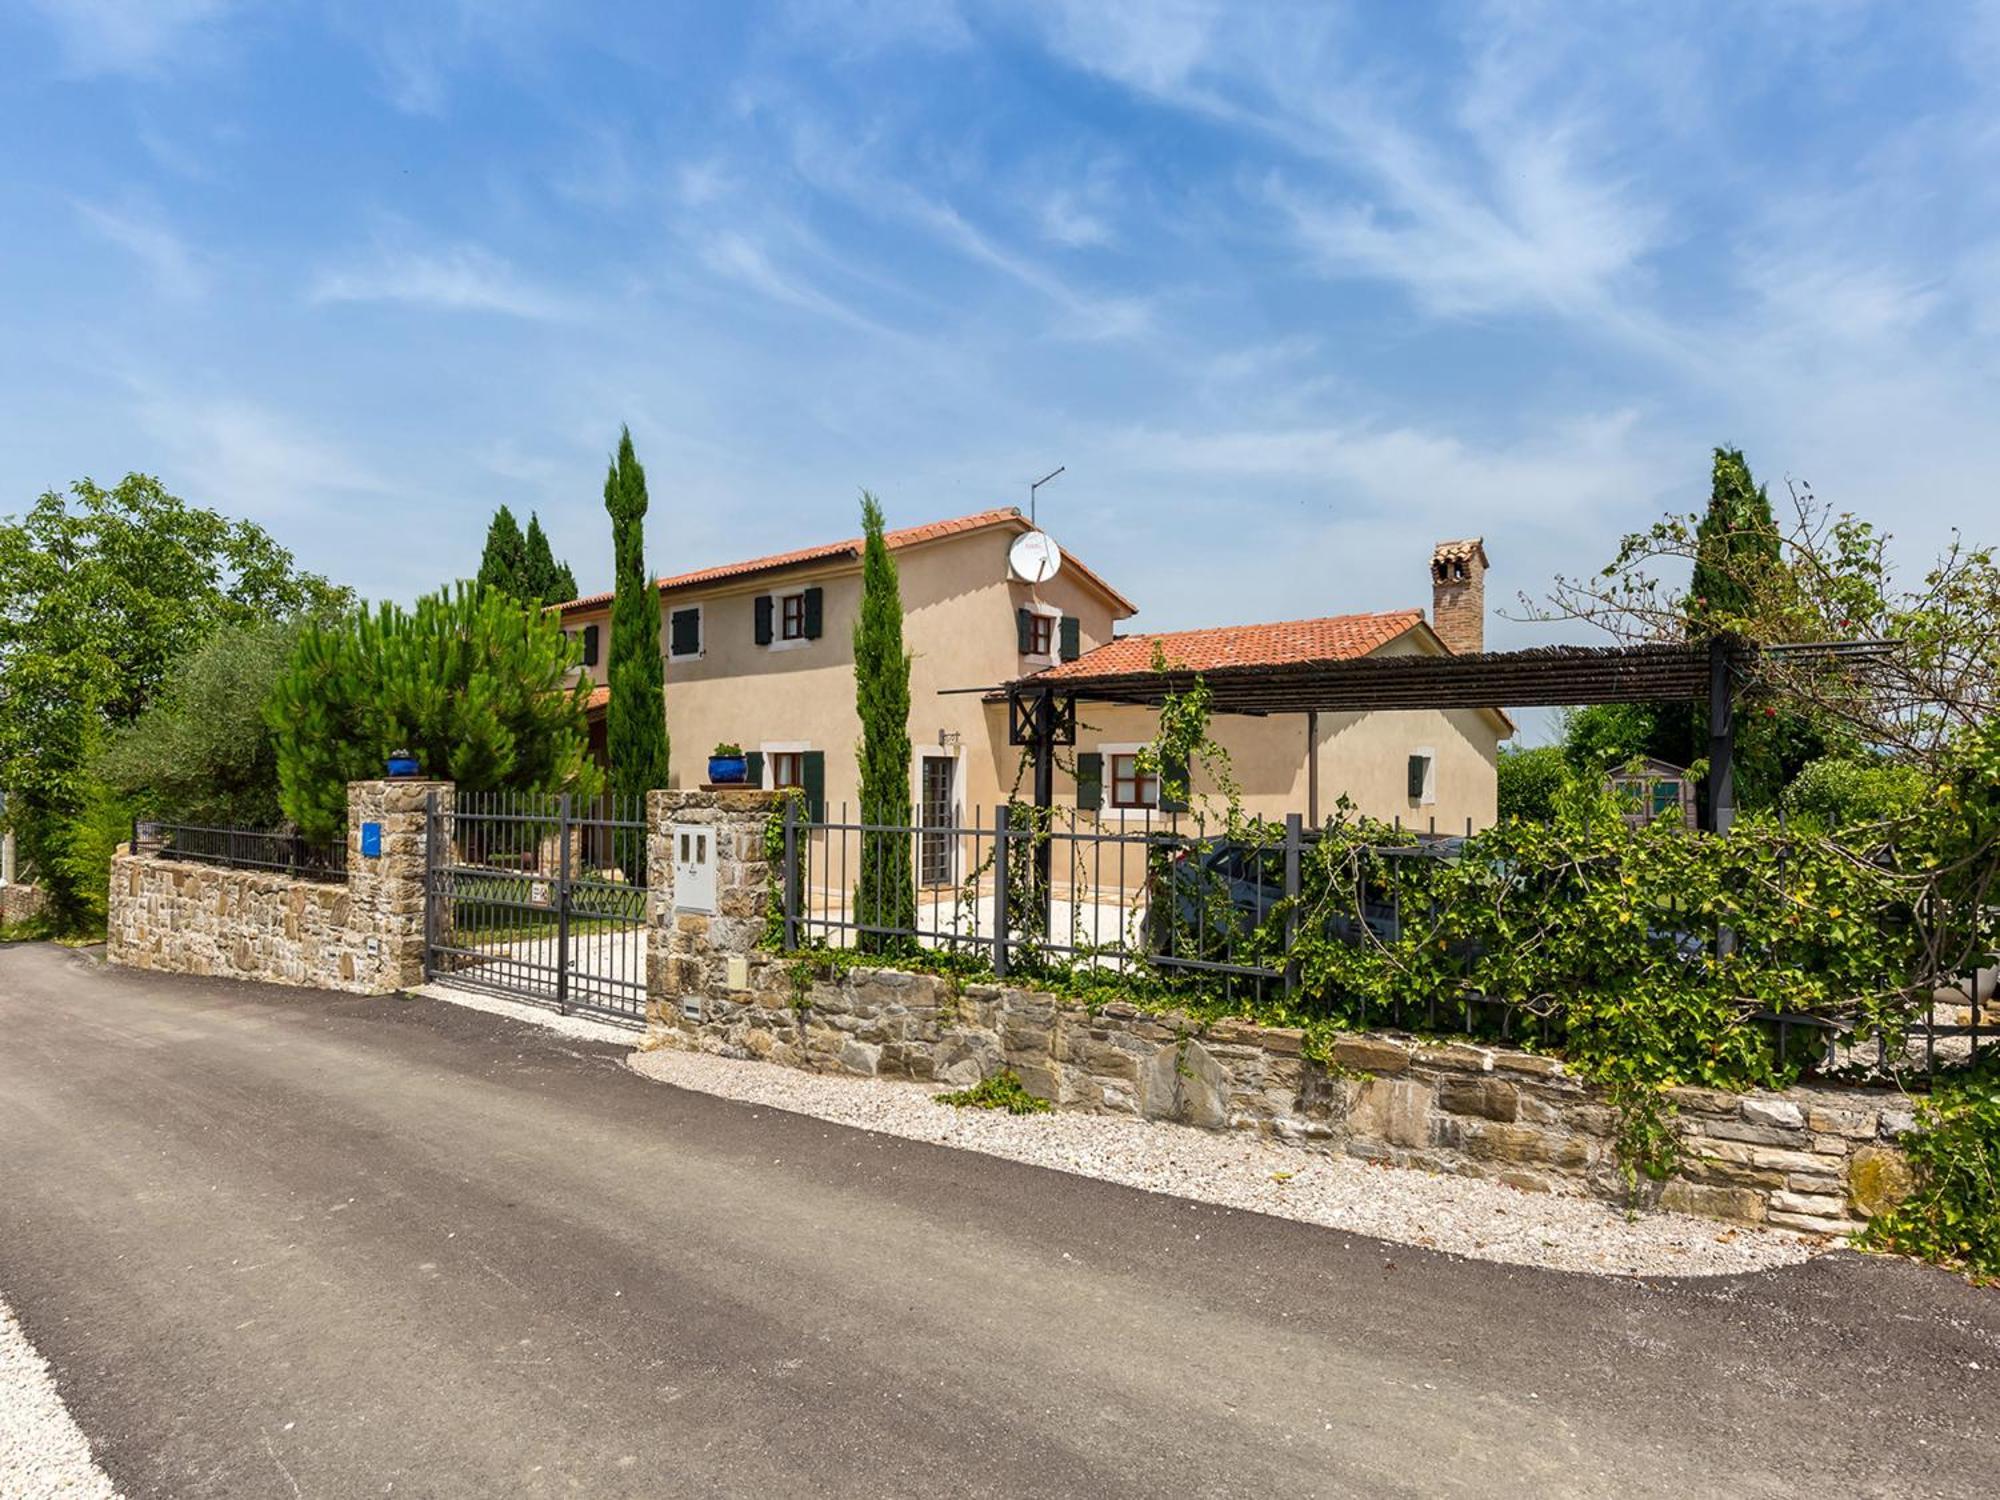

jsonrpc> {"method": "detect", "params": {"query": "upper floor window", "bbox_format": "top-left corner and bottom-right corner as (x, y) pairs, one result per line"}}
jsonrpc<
(781, 591), (807, 640)
(669, 606), (702, 660)
(1025, 612), (1054, 657)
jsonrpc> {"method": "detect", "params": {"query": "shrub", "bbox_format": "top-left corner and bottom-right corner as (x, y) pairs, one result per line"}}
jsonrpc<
(1862, 1055), (2000, 1280)
(1496, 744), (1568, 822)
(936, 1070), (1052, 1115)
(1782, 755), (1927, 831)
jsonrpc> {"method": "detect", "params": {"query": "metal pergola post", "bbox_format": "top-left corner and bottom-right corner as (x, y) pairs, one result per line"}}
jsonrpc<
(1705, 635), (1737, 837)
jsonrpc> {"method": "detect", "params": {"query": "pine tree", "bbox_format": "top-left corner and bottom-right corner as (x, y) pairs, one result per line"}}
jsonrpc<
(603, 427), (670, 800)
(851, 491), (914, 950)
(476, 505), (528, 597)
(522, 512), (579, 605)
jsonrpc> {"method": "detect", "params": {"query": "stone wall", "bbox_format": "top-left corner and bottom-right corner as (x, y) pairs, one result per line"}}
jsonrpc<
(0, 880), (47, 927)
(649, 949), (1914, 1238)
(107, 780), (449, 995)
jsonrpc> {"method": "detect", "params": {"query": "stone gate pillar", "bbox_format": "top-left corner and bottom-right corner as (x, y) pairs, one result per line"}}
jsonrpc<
(645, 788), (783, 1019)
(347, 779), (454, 991)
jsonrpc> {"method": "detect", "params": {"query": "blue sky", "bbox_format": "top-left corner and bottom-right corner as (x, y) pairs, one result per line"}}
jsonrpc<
(5, 0), (1997, 727)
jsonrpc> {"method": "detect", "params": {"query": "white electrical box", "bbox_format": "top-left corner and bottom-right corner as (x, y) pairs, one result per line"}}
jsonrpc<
(672, 823), (716, 914)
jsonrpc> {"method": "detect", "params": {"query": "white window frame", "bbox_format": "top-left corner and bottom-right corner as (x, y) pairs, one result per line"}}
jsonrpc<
(760, 741), (814, 791)
(1097, 741), (1159, 820)
(1021, 599), (1063, 667)
(667, 602), (704, 662)
(766, 590), (814, 653)
(1409, 746), (1438, 806)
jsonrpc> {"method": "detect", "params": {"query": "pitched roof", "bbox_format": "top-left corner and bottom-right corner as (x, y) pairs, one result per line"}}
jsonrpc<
(556, 506), (1137, 617)
(1030, 610), (1426, 682)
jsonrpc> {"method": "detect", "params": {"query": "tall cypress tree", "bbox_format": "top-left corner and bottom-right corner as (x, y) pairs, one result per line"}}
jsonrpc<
(851, 491), (914, 950)
(476, 505), (527, 597)
(1688, 446), (1779, 638)
(603, 427), (670, 800)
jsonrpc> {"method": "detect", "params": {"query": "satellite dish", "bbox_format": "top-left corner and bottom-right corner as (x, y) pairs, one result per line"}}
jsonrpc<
(1008, 529), (1063, 585)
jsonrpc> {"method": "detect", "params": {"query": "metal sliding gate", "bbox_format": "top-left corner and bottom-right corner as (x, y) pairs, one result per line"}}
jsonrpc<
(423, 790), (650, 1023)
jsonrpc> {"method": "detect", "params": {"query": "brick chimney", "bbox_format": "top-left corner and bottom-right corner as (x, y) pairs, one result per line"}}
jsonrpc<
(1430, 539), (1488, 655)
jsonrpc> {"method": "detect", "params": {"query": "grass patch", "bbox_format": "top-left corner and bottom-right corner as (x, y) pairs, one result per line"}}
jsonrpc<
(935, 1070), (1052, 1115)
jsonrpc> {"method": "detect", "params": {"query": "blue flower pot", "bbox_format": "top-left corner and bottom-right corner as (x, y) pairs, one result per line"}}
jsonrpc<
(386, 750), (421, 778)
(708, 755), (749, 785)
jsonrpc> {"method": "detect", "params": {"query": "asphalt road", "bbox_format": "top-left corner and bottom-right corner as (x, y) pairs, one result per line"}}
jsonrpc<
(1, 942), (1993, 1499)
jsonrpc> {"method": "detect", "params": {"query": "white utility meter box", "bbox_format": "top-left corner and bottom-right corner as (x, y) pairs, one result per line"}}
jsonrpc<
(672, 823), (716, 914)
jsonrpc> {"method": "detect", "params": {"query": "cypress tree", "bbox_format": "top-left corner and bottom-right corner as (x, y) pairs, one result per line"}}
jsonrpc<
(476, 505), (528, 597)
(603, 427), (670, 800)
(851, 491), (914, 950)
(1688, 446), (1779, 638)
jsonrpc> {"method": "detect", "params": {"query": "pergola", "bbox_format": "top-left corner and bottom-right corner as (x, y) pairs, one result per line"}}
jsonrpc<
(982, 636), (1896, 837)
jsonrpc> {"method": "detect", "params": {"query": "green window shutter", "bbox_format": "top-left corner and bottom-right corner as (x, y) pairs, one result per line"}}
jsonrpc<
(1407, 754), (1428, 801)
(801, 751), (826, 822)
(1059, 615), (1081, 662)
(1159, 749), (1190, 813)
(670, 608), (700, 657)
(1016, 607), (1033, 653)
(802, 586), (824, 639)
(754, 595), (774, 645)
(744, 751), (764, 787)
(581, 624), (600, 666)
(1075, 751), (1103, 810)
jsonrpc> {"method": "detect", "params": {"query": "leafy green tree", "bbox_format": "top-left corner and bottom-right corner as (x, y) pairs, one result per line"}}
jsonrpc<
(603, 427), (669, 798)
(1781, 755), (1926, 831)
(476, 505), (528, 597)
(0, 474), (347, 931)
(1496, 744), (1569, 823)
(851, 492), (914, 949)
(96, 619), (303, 829)
(267, 583), (602, 839)
(523, 513), (578, 605)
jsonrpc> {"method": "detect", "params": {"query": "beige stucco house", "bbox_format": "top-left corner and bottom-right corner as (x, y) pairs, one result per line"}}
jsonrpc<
(554, 510), (1511, 846)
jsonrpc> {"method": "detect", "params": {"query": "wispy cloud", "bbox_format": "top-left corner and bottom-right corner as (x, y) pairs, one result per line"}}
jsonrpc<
(72, 200), (208, 300)
(26, 0), (234, 75)
(310, 243), (577, 321)
(696, 231), (897, 336)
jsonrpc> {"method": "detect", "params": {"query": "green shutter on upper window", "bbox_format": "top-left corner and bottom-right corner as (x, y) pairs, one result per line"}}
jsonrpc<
(1016, 607), (1034, 653)
(1059, 615), (1081, 661)
(754, 595), (774, 645)
(802, 586), (824, 639)
(581, 623), (599, 666)
(670, 608), (700, 657)
(1074, 751), (1103, 810)
(801, 750), (826, 821)
(1408, 754), (1429, 801)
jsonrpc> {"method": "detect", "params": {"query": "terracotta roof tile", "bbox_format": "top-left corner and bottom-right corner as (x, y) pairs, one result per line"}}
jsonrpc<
(555, 506), (1136, 617)
(1030, 610), (1425, 681)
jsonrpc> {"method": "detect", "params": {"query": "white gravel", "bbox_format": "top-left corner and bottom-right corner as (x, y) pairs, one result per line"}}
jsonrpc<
(628, 1045), (1824, 1279)
(0, 1297), (119, 1500)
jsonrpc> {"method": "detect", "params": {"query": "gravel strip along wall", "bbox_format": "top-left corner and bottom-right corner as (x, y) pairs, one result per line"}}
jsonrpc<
(107, 779), (448, 995)
(642, 790), (1919, 1239)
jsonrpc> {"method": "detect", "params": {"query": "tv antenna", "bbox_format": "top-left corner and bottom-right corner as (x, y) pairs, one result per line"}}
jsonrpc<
(1028, 465), (1064, 528)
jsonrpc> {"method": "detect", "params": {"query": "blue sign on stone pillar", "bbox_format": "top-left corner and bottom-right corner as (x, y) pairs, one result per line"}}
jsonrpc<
(360, 822), (382, 858)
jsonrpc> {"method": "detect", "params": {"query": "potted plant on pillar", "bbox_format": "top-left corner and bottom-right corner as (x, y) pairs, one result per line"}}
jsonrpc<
(708, 742), (749, 785)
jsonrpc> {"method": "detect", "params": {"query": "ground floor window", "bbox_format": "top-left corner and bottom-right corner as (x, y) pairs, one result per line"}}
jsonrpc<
(1109, 751), (1158, 810)
(770, 751), (806, 790)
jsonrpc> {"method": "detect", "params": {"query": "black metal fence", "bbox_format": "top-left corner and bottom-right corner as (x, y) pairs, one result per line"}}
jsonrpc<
(147, 821), (349, 883)
(778, 801), (1995, 1082)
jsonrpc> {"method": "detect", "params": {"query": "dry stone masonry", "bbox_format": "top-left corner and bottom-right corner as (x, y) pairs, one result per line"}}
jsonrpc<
(108, 780), (448, 994)
(639, 794), (1915, 1237)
